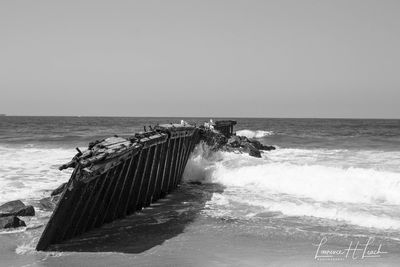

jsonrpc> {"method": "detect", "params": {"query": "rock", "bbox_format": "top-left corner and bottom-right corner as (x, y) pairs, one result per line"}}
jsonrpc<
(51, 182), (67, 196)
(261, 145), (275, 151)
(242, 143), (262, 158)
(227, 135), (241, 147)
(248, 148), (261, 158)
(0, 200), (35, 217)
(0, 216), (26, 229)
(199, 128), (228, 151)
(248, 139), (276, 151)
(38, 196), (60, 211)
(200, 127), (275, 158)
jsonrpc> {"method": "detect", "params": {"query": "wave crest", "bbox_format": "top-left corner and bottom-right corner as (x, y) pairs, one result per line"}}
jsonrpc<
(183, 143), (400, 229)
(236, 129), (274, 138)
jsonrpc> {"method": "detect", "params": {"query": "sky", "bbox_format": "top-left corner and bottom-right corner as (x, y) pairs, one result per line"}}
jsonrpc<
(0, 0), (399, 118)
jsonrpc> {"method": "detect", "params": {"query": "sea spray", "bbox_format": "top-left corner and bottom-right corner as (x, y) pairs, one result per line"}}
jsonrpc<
(183, 143), (400, 230)
(236, 129), (274, 139)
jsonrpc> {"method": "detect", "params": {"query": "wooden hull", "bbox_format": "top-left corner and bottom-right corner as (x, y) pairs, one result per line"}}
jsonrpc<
(36, 124), (200, 251)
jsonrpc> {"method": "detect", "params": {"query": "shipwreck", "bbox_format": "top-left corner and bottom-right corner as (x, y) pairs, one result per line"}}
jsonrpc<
(36, 120), (274, 251)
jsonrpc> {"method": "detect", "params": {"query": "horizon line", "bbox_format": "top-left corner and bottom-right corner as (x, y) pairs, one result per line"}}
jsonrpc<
(1, 115), (399, 120)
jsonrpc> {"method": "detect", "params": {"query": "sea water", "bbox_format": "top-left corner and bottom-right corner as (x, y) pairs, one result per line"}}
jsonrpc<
(0, 117), (399, 266)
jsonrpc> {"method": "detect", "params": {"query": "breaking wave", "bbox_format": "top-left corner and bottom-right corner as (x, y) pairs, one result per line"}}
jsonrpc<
(236, 129), (274, 139)
(0, 145), (73, 204)
(183, 143), (400, 230)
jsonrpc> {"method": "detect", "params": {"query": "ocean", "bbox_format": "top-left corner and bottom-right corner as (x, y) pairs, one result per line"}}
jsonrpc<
(1, 116), (400, 266)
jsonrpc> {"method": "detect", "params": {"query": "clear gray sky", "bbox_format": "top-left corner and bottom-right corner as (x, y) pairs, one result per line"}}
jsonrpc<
(0, 0), (399, 118)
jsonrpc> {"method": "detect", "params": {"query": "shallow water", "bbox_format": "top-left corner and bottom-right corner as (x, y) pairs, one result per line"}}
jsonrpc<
(0, 117), (399, 266)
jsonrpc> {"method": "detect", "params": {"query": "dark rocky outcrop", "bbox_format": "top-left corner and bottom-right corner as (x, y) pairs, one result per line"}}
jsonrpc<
(229, 135), (275, 158)
(199, 128), (228, 151)
(226, 135), (275, 151)
(242, 143), (262, 158)
(247, 138), (276, 151)
(51, 182), (67, 196)
(199, 128), (276, 158)
(0, 200), (35, 217)
(0, 216), (26, 229)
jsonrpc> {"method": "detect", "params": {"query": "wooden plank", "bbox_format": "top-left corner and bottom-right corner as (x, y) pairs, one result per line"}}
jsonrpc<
(60, 179), (97, 241)
(150, 141), (167, 203)
(78, 170), (113, 233)
(92, 163), (124, 228)
(36, 169), (80, 250)
(176, 136), (189, 187)
(163, 138), (177, 195)
(135, 146), (156, 210)
(159, 139), (172, 198)
(70, 175), (103, 237)
(100, 157), (131, 224)
(172, 136), (184, 190)
(144, 143), (162, 206)
(45, 178), (85, 244)
(160, 139), (172, 197)
(85, 167), (118, 231)
(169, 137), (182, 192)
(110, 151), (138, 220)
(179, 135), (192, 181)
(121, 150), (143, 216)
(127, 148), (150, 214)
(175, 136), (189, 188)
(178, 135), (196, 185)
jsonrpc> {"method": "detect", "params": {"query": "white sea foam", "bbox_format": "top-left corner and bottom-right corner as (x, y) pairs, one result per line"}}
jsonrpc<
(212, 161), (400, 205)
(236, 129), (274, 138)
(183, 143), (400, 230)
(0, 145), (73, 204)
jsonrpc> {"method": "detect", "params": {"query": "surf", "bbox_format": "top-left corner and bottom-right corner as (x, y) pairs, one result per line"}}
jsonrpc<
(183, 142), (400, 230)
(0, 145), (72, 203)
(236, 129), (274, 139)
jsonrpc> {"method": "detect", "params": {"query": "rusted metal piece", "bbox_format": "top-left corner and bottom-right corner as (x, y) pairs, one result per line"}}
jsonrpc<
(36, 123), (199, 251)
